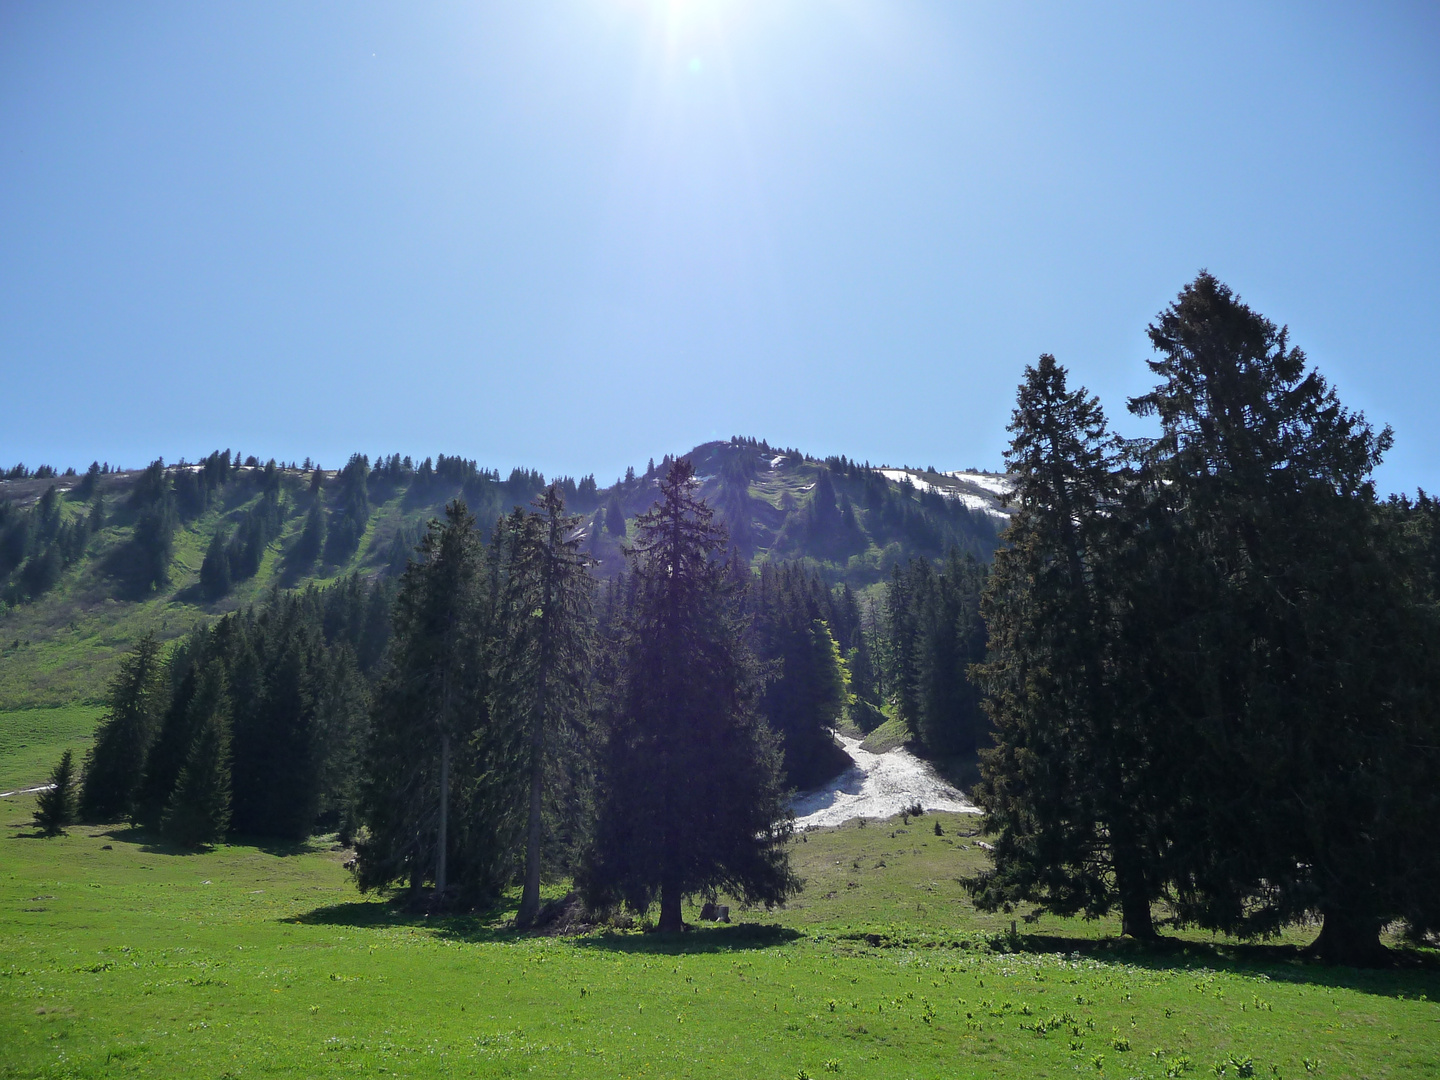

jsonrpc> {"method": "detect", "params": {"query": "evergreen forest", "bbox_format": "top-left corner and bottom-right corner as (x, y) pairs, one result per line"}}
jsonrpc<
(5, 273), (1440, 972)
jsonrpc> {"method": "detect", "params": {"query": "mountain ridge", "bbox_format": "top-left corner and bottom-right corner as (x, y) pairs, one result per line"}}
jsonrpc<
(0, 438), (1009, 710)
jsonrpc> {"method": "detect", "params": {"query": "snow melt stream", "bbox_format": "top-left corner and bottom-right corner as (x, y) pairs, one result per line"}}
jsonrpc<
(790, 734), (978, 830)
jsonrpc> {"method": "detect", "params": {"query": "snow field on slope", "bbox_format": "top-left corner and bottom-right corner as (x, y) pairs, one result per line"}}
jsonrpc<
(791, 734), (978, 830)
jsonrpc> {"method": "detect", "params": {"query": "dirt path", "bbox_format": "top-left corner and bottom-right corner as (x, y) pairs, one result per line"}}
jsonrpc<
(790, 734), (978, 829)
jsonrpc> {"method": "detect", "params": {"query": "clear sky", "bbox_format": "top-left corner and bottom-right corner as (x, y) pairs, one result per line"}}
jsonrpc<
(2, 2), (1437, 492)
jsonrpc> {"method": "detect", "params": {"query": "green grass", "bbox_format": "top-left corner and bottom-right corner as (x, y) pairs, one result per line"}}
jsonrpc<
(858, 715), (911, 754)
(0, 705), (105, 792)
(0, 486), (402, 711)
(3, 798), (1435, 1080)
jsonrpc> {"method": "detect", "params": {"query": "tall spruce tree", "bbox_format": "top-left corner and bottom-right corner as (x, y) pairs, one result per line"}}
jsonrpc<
(750, 564), (853, 788)
(200, 527), (232, 599)
(136, 642), (210, 830)
(912, 549), (988, 757)
(582, 460), (797, 931)
(356, 501), (495, 905)
(1129, 273), (1426, 964)
(490, 485), (597, 928)
(969, 354), (1164, 937)
(160, 660), (233, 848)
(33, 750), (78, 836)
(80, 633), (166, 821)
(228, 607), (323, 840)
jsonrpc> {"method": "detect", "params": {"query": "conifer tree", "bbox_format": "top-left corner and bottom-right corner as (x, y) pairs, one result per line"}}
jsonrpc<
(356, 502), (493, 904)
(605, 499), (627, 537)
(161, 661), (233, 848)
(291, 496), (326, 569)
(913, 549), (988, 757)
(33, 750), (78, 836)
(1129, 273), (1424, 964)
(750, 565), (853, 787)
(490, 485), (596, 928)
(135, 643), (209, 830)
(200, 528), (232, 599)
(969, 354), (1163, 937)
(228, 608), (323, 840)
(80, 633), (166, 821)
(583, 460), (797, 931)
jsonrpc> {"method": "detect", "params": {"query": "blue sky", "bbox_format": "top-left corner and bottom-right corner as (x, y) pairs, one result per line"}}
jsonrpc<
(2, 2), (1436, 493)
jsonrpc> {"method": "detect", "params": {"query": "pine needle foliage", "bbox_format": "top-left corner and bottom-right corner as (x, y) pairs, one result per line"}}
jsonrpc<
(80, 633), (166, 822)
(489, 485), (597, 928)
(160, 660), (233, 849)
(33, 749), (78, 836)
(355, 501), (510, 906)
(968, 354), (1163, 938)
(582, 460), (798, 931)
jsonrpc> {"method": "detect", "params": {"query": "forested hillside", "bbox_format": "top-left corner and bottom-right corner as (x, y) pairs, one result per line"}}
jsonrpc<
(0, 441), (1006, 710)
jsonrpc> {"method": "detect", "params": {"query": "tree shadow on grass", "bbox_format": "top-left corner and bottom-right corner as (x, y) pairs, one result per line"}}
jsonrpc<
(95, 824), (202, 856)
(573, 922), (804, 955)
(922, 928), (1440, 1000)
(287, 896), (803, 954)
(92, 824), (332, 858)
(287, 896), (522, 945)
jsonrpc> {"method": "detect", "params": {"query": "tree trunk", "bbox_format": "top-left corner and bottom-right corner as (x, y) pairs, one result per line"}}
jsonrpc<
(1112, 826), (1158, 939)
(1311, 908), (1389, 967)
(436, 730), (449, 905)
(515, 719), (545, 929)
(658, 880), (684, 933)
(1120, 889), (1157, 940)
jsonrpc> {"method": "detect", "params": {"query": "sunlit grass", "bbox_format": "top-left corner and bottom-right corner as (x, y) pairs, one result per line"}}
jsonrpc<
(2, 796), (1435, 1080)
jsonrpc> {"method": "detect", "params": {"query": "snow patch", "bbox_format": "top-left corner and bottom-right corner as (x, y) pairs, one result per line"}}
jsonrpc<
(877, 469), (1010, 519)
(791, 734), (978, 829)
(945, 471), (1014, 498)
(0, 783), (56, 799)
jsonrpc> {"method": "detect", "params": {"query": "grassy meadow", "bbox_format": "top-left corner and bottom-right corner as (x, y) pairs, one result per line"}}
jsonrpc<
(3, 779), (1436, 1080)
(0, 706), (105, 794)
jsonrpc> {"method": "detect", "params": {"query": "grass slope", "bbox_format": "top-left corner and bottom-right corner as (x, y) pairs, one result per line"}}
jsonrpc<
(0, 706), (104, 793)
(0, 479), (413, 710)
(2, 443), (999, 711)
(3, 797), (1434, 1080)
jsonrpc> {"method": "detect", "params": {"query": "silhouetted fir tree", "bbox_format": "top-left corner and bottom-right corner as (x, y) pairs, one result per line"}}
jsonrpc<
(750, 564), (853, 788)
(86, 493), (105, 535)
(314, 646), (370, 842)
(490, 486), (597, 928)
(912, 549), (988, 756)
(356, 502), (498, 905)
(136, 645), (209, 829)
(324, 454), (371, 564)
(161, 660), (233, 848)
(1129, 273), (1425, 964)
(605, 499), (627, 537)
(76, 461), (101, 500)
(582, 460), (797, 931)
(228, 609), (322, 839)
(715, 446), (758, 553)
(291, 495), (326, 570)
(33, 750), (78, 836)
(576, 474), (598, 509)
(968, 354), (1163, 938)
(129, 496), (178, 589)
(200, 528), (232, 599)
(383, 520), (422, 577)
(80, 633), (167, 821)
(885, 559), (926, 727)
